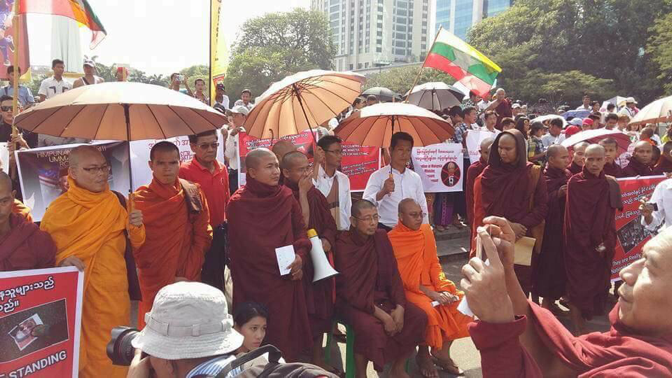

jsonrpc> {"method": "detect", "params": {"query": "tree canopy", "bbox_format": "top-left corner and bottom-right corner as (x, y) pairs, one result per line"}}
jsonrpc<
(363, 65), (458, 96)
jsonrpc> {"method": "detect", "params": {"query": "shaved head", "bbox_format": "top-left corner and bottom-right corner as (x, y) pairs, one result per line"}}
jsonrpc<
(272, 140), (297, 162)
(69, 145), (104, 168)
(246, 148), (280, 186)
(574, 142), (590, 151)
(280, 150), (307, 170)
(546, 144), (568, 159)
(480, 137), (494, 151)
(0, 170), (13, 223)
(633, 141), (653, 165)
(585, 144), (605, 156)
(398, 198), (419, 214)
(0, 171), (12, 192)
(245, 148), (276, 170)
(634, 141), (652, 152)
(584, 144), (606, 176)
(352, 199), (377, 218)
(398, 198), (422, 230)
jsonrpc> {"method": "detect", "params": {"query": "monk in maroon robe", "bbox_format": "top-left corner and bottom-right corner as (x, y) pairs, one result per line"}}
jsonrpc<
(533, 145), (571, 311)
(565, 144), (622, 334)
(567, 141), (588, 175)
(654, 141), (672, 175)
(281, 151), (338, 372)
(0, 172), (56, 271)
(599, 138), (623, 177)
(472, 129), (548, 295)
(622, 141), (655, 177)
(466, 137), (494, 229)
(335, 200), (427, 377)
(227, 148), (313, 361)
(461, 216), (672, 377)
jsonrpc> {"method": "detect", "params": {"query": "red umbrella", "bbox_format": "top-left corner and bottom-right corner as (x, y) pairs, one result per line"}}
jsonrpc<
(561, 129), (632, 155)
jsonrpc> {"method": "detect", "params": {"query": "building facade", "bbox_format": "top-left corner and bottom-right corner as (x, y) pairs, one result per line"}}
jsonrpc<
(311, 0), (432, 71)
(435, 0), (511, 40)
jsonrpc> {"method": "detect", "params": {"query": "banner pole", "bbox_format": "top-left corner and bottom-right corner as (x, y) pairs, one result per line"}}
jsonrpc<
(405, 26), (442, 103)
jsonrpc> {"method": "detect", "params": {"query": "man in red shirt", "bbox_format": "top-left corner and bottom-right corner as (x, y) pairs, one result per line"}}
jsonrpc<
(179, 130), (230, 291)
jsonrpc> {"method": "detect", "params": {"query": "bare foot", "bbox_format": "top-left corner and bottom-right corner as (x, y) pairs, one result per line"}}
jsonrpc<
(416, 353), (439, 378)
(432, 355), (461, 376)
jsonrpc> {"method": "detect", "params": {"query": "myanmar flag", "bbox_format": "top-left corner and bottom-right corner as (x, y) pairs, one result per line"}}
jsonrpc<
(18, 0), (107, 48)
(424, 28), (501, 98)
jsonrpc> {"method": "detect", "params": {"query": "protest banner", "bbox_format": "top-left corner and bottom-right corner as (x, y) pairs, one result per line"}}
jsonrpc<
(129, 132), (225, 190)
(411, 143), (464, 193)
(0, 267), (83, 378)
(340, 143), (380, 192)
(16, 141), (131, 222)
(465, 129), (496, 164)
(611, 176), (666, 281)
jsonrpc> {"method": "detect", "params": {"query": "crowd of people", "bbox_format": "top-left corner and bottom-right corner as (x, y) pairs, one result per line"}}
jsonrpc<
(1, 57), (671, 378)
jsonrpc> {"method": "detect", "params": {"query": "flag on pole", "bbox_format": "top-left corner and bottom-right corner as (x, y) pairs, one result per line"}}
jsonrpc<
(424, 28), (501, 98)
(210, 0), (228, 105)
(18, 0), (107, 48)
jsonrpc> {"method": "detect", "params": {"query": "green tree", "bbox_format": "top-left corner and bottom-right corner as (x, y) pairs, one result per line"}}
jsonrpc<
(363, 65), (459, 96)
(467, 0), (672, 104)
(647, 12), (672, 95)
(224, 8), (335, 100)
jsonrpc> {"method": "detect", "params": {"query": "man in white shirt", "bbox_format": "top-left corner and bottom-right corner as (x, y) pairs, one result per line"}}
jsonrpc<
(313, 135), (352, 230)
(73, 59), (104, 88)
(214, 83), (230, 109)
(224, 105), (248, 194)
(38, 59), (72, 102)
(641, 178), (672, 232)
(541, 118), (566, 149)
(619, 97), (639, 119)
(480, 111), (501, 136)
(363, 132), (428, 231)
(240, 89), (253, 110)
(575, 94), (591, 111)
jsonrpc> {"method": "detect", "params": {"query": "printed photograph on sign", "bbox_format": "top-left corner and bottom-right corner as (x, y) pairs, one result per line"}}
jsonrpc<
(441, 162), (461, 187)
(9, 314), (43, 351)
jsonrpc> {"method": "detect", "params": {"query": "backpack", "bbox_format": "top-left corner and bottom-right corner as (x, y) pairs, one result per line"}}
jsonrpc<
(214, 345), (339, 378)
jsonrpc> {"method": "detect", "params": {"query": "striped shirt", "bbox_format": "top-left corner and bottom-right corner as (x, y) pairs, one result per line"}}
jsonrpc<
(185, 355), (242, 378)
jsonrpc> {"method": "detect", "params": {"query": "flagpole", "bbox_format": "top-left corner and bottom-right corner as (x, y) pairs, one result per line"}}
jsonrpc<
(10, 1), (20, 179)
(405, 26), (443, 103)
(208, 0), (213, 106)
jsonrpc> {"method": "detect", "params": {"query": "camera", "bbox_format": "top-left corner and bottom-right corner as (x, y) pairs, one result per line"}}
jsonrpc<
(106, 326), (141, 366)
(176, 74), (184, 82)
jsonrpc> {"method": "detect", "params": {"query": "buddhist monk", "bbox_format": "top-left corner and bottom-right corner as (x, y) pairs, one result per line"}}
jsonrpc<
(388, 199), (472, 378)
(473, 129), (548, 295)
(281, 151), (339, 372)
(599, 138), (623, 177)
(272, 139), (297, 185)
(533, 145), (571, 312)
(41, 145), (145, 378)
(0, 171), (56, 271)
(335, 200), (427, 377)
(622, 141), (654, 177)
(133, 141), (213, 328)
(462, 216), (672, 376)
(227, 148), (313, 362)
(465, 137), (494, 228)
(564, 144), (622, 334)
(0, 158), (34, 222)
(654, 141), (672, 175)
(568, 142), (588, 175)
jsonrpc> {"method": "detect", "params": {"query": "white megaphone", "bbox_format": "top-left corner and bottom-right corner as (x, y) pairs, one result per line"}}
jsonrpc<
(307, 229), (339, 283)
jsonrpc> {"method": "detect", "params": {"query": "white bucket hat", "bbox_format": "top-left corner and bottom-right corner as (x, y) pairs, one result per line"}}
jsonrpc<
(131, 282), (244, 360)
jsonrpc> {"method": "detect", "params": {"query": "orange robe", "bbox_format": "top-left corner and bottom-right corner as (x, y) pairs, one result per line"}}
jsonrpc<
(388, 223), (471, 349)
(12, 199), (32, 222)
(40, 177), (145, 378)
(133, 178), (212, 328)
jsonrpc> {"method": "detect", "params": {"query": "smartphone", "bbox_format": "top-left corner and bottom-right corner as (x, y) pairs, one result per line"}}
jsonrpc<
(648, 202), (659, 212)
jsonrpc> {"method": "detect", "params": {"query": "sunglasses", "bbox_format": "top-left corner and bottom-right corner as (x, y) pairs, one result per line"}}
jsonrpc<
(1, 106), (12, 112)
(198, 142), (219, 150)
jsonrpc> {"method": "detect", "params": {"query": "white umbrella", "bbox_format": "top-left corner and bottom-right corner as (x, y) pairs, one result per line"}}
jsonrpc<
(561, 129), (631, 154)
(405, 82), (464, 111)
(533, 114), (567, 127)
(629, 95), (672, 125)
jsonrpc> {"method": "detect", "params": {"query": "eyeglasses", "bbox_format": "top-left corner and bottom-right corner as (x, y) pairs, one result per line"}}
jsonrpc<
(325, 149), (342, 155)
(406, 212), (426, 219)
(81, 165), (110, 174)
(198, 142), (219, 150)
(1, 106), (12, 112)
(354, 214), (379, 223)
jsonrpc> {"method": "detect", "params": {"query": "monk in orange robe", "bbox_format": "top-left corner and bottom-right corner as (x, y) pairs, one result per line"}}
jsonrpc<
(133, 141), (212, 328)
(41, 146), (145, 378)
(388, 198), (472, 378)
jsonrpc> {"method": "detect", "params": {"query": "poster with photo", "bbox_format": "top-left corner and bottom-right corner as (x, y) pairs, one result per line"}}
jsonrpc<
(411, 143), (464, 193)
(0, 267), (83, 378)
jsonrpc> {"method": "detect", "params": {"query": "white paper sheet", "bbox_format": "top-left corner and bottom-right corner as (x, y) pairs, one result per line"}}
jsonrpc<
(275, 245), (296, 276)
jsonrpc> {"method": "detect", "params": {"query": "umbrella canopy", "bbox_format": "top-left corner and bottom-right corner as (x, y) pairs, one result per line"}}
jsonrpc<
(334, 103), (454, 148)
(405, 82), (464, 112)
(534, 114), (567, 127)
(14, 82), (226, 140)
(245, 70), (365, 139)
(561, 129), (631, 154)
(629, 95), (672, 125)
(362, 87), (399, 102)
(561, 110), (591, 121)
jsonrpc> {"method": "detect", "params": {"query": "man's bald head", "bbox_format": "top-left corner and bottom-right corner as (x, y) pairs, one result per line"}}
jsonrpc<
(281, 151), (309, 185)
(398, 198), (423, 230)
(69, 145), (104, 168)
(272, 140), (297, 163)
(68, 145), (109, 193)
(0, 171), (13, 223)
(245, 148), (281, 186)
(585, 144), (605, 157)
(280, 151), (307, 171)
(633, 141), (653, 165)
(584, 144), (606, 176)
(480, 137), (494, 151)
(245, 148), (276, 170)
(546, 144), (567, 159)
(574, 142), (589, 151)
(0, 171), (12, 193)
(352, 199), (377, 218)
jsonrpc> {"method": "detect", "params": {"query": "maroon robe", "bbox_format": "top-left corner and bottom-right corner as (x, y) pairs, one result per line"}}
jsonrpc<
(227, 175), (313, 361)
(0, 213), (56, 271)
(653, 158), (672, 175)
(466, 158), (487, 228)
(621, 157), (654, 177)
(469, 302), (672, 377)
(567, 161), (583, 175)
(477, 130), (549, 293)
(335, 229), (427, 371)
(285, 180), (338, 337)
(533, 166), (570, 299)
(564, 167), (622, 319)
(602, 161), (623, 178)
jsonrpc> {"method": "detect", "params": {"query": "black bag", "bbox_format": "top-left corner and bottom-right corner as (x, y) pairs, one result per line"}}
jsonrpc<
(214, 345), (339, 378)
(112, 191), (142, 301)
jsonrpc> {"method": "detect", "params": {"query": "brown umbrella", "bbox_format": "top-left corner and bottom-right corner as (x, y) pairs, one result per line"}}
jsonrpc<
(245, 70), (365, 140)
(334, 103), (454, 148)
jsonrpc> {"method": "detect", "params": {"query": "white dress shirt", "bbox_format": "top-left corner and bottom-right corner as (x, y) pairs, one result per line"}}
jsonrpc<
(313, 165), (352, 231)
(363, 166), (429, 228)
(224, 128), (244, 170)
(541, 133), (566, 149)
(38, 76), (72, 99)
(642, 178), (672, 232)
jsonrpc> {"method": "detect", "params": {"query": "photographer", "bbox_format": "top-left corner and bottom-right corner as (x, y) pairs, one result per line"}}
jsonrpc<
(640, 177), (672, 233)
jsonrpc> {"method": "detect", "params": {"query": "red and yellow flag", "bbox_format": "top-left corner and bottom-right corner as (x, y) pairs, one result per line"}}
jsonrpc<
(18, 0), (107, 48)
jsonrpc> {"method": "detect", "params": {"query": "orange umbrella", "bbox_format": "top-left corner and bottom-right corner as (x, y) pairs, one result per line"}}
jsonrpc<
(334, 103), (454, 148)
(245, 70), (365, 139)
